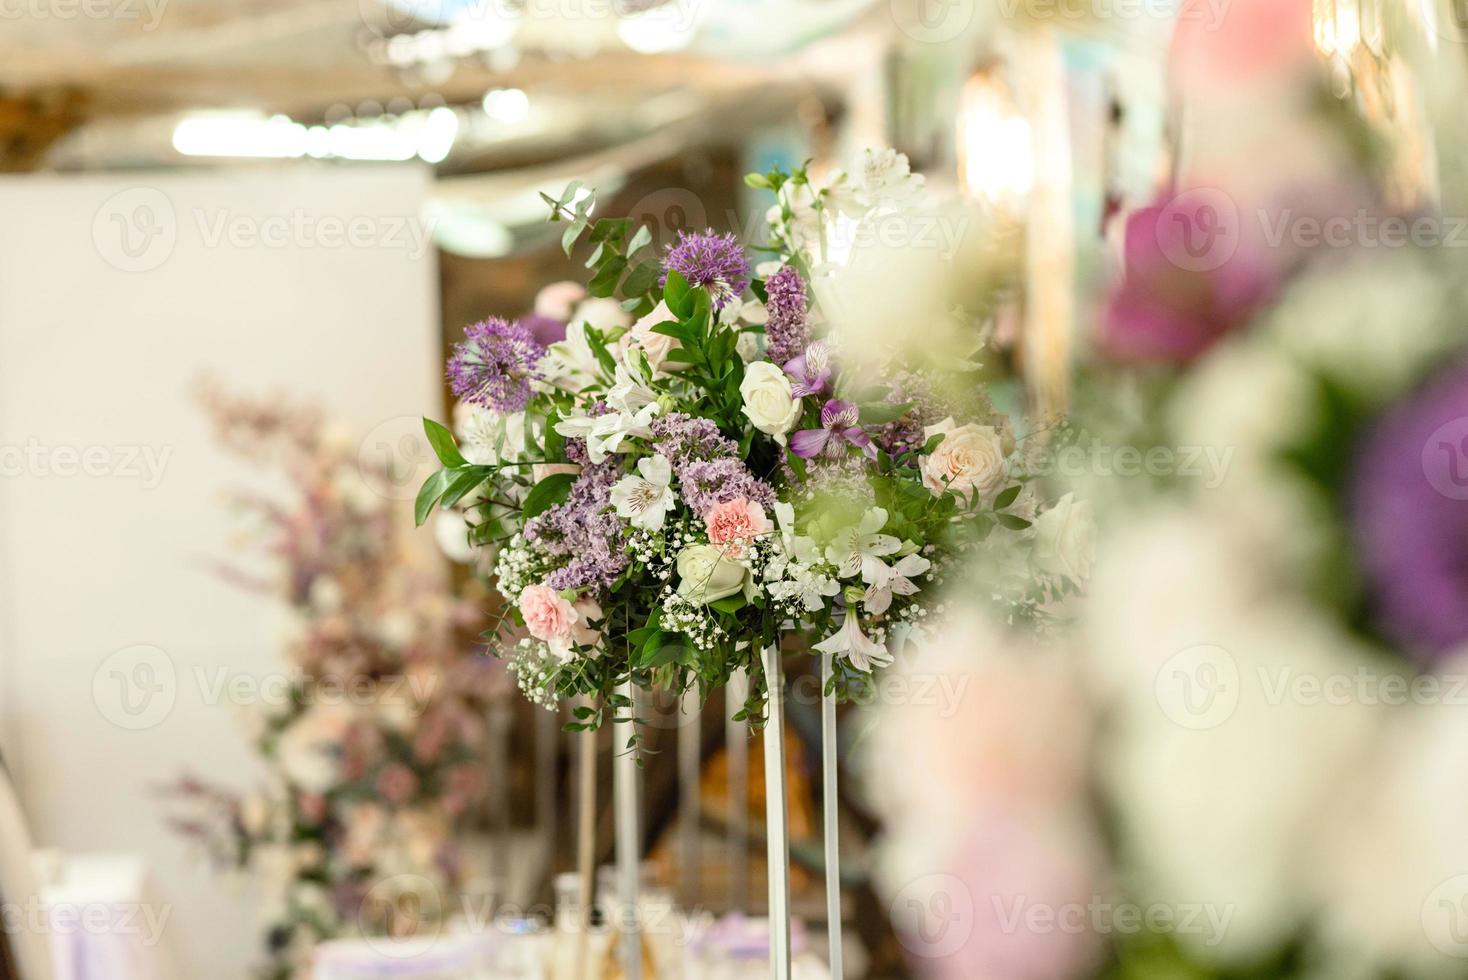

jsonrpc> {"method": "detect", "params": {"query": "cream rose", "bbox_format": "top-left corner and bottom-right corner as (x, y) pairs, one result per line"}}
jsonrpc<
(919, 417), (1008, 500)
(675, 545), (749, 604)
(739, 361), (801, 441)
(1031, 492), (1095, 584)
(620, 301), (685, 375)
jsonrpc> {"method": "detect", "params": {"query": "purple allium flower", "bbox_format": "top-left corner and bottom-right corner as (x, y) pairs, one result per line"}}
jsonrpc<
(1351, 359), (1468, 665)
(662, 229), (751, 311)
(790, 399), (875, 460)
(677, 458), (775, 517)
(447, 318), (545, 413)
(764, 266), (810, 365)
(524, 458), (629, 592)
(1100, 196), (1276, 364)
(652, 412), (737, 462)
(783, 340), (833, 399)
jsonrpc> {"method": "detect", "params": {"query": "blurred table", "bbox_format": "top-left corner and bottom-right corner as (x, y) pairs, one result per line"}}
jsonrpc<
(40, 853), (170, 980)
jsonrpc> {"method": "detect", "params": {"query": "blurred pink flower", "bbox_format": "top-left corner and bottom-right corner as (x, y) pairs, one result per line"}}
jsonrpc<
(377, 763), (420, 806)
(918, 813), (1101, 980)
(1100, 196), (1277, 365)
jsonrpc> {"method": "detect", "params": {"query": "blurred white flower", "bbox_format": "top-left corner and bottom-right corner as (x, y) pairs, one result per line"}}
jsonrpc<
(814, 613), (891, 672)
(1030, 492), (1095, 585)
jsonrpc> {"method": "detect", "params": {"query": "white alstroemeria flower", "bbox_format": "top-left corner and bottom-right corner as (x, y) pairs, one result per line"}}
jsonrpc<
(456, 403), (529, 466)
(828, 148), (927, 218)
(610, 454), (675, 531)
(606, 360), (658, 415)
(825, 507), (901, 580)
(554, 403), (660, 464)
(541, 322), (603, 393)
(862, 553), (932, 615)
(814, 613), (893, 673)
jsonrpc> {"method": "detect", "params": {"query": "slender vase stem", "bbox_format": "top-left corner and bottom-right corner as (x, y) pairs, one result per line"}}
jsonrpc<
(574, 705), (597, 980)
(821, 652), (843, 978)
(762, 645), (792, 980)
(613, 681), (642, 980)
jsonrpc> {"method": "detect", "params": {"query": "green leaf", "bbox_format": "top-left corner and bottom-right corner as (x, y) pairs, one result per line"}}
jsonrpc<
(588, 255), (628, 297)
(562, 216), (588, 256)
(626, 224), (653, 257)
(994, 485), (1022, 510)
(622, 260), (661, 297)
(414, 468), (452, 527)
(556, 180), (585, 208)
(710, 595), (746, 614)
(663, 269), (692, 317)
(590, 217), (631, 244)
(439, 466), (492, 509)
(859, 402), (915, 426)
(522, 472), (577, 519)
(996, 513), (1032, 530)
(744, 173), (773, 190)
(583, 326), (619, 376)
(921, 432), (946, 454)
(423, 418), (466, 467)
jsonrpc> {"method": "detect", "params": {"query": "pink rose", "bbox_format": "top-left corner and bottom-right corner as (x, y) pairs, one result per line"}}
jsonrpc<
(520, 584), (575, 642)
(704, 498), (770, 560)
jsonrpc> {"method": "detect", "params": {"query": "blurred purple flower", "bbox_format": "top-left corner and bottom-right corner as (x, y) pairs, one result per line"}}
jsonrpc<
(447, 317), (545, 413)
(791, 400), (875, 460)
(1100, 197), (1276, 364)
(662, 229), (751, 310)
(521, 313), (567, 348)
(764, 265), (810, 365)
(1352, 359), (1468, 664)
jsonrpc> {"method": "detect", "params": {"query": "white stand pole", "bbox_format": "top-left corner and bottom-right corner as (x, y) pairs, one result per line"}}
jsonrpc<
(536, 704), (558, 882)
(761, 646), (792, 980)
(678, 689), (701, 908)
(821, 653), (844, 978)
(726, 669), (749, 912)
(613, 681), (642, 980)
(573, 717), (597, 980)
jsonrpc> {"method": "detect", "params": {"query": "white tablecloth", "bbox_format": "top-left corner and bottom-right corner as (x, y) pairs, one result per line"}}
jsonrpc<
(41, 854), (170, 980)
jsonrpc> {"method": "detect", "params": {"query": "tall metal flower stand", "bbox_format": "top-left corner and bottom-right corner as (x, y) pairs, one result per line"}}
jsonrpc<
(613, 680), (643, 980)
(761, 645), (792, 980)
(821, 652), (844, 978)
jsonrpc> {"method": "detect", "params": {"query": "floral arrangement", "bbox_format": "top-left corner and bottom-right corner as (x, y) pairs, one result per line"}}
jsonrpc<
(416, 149), (1082, 723)
(871, 215), (1468, 977)
(168, 391), (496, 980)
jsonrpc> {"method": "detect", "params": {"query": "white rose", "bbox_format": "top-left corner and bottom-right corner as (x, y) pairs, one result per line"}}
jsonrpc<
(739, 361), (801, 442)
(919, 417), (1008, 500)
(676, 545), (749, 605)
(1031, 492), (1095, 584)
(620, 300), (686, 375)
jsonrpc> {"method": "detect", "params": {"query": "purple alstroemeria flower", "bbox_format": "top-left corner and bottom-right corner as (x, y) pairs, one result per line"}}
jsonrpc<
(784, 340), (833, 399)
(790, 399), (877, 460)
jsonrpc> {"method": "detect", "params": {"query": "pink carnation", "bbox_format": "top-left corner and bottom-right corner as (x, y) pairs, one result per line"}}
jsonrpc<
(520, 584), (575, 641)
(704, 498), (770, 560)
(376, 763), (419, 806)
